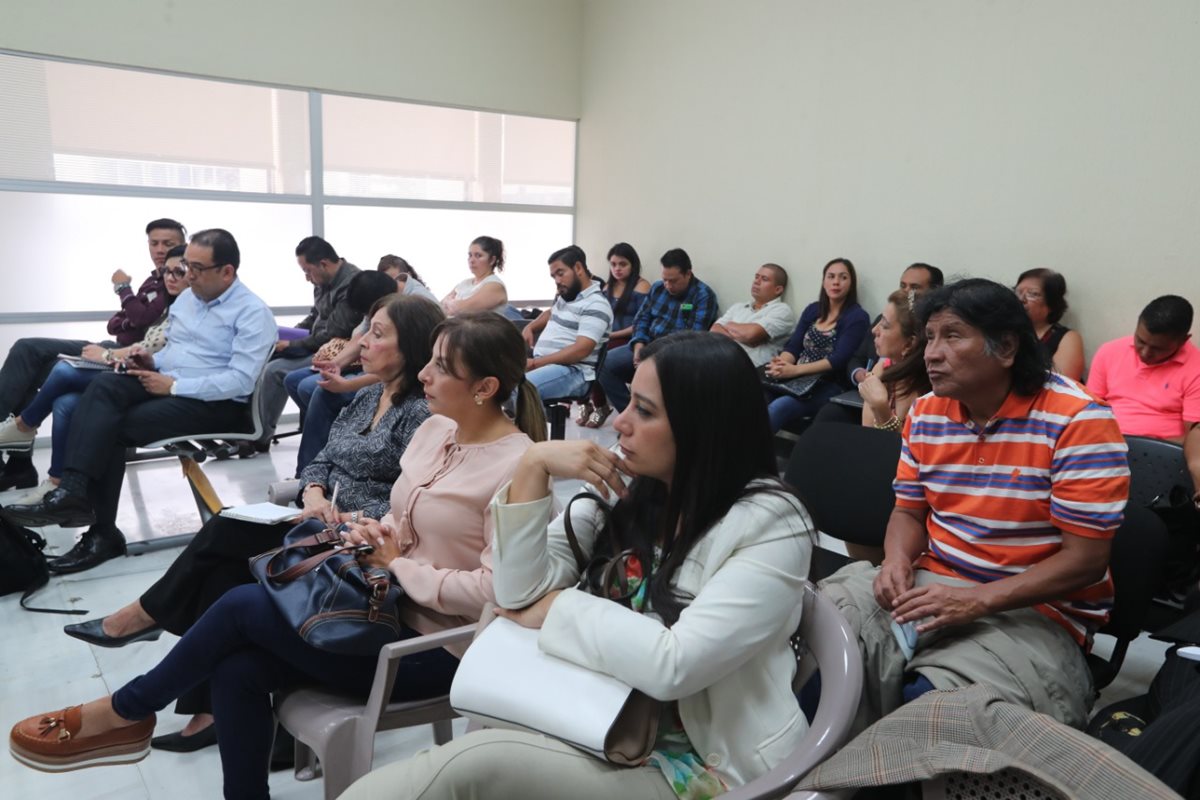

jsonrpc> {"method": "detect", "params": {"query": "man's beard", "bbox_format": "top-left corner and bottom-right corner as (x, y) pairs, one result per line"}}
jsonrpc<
(558, 277), (583, 302)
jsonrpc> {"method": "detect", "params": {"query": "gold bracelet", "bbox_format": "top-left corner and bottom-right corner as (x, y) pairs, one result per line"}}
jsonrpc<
(874, 415), (903, 432)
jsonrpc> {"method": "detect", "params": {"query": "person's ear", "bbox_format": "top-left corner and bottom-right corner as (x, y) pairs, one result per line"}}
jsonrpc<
(994, 332), (1018, 367)
(471, 375), (501, 405)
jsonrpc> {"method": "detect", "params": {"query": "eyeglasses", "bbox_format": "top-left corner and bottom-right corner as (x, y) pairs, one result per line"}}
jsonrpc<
(163, 267), (189, 279)
(1015, 289), (1044, 302)
(180, 259), (226, 274)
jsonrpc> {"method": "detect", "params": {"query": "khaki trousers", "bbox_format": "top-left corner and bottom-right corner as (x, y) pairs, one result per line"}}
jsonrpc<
(340, 729), (678, 800)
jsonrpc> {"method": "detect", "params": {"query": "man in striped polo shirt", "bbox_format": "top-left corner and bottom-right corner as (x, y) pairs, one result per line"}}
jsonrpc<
(522, 246), (613, 402)
(822, 278), (1129, 733)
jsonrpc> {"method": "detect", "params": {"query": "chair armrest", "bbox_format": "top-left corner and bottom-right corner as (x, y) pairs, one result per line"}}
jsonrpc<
(361, 624), (476, 725)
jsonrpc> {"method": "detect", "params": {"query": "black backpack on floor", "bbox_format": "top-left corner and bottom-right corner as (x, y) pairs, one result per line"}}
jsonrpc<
(0, 512), (85, 615)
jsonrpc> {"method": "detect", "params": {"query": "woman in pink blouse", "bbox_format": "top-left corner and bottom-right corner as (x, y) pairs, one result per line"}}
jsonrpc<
(10, 313), (545, 800)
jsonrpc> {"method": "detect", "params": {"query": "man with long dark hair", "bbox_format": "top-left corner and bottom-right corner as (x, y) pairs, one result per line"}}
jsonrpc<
(822, 278), (1129, 733)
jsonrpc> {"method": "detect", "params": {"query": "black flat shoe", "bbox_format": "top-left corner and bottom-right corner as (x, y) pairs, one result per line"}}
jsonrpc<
(5, 486), (95, 528)
(151, 724), (218, 753)
(47, 526), (126, 573)
(63, 617), (162, 648)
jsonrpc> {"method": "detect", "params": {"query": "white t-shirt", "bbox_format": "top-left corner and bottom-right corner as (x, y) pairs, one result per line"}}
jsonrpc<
(713, 298), (797, 366)
(451, 273), (508, 314)
(532, 284), (614, 380)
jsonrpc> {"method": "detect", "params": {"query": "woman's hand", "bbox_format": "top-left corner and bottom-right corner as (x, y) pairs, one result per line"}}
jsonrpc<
(311, 359), (340, 378)
(495, 590), (562, 630)
(858, 371), (890, 417)
(81, 343), (110, 362)
(510, 441), (631, 503)
(343, 520), (406, 570)
(765, 353), (798, 379)
(317, 370), (359, 394)
(299, 486), (341, 526)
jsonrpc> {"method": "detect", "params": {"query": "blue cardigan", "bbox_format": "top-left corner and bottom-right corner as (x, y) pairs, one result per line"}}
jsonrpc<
(782, 302), (871, 389)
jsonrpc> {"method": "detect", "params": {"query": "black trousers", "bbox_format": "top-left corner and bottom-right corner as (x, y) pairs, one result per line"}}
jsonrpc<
(0, 337), (89, 418)
(63, 371), (249, 527)
(140, 514), (295, 715)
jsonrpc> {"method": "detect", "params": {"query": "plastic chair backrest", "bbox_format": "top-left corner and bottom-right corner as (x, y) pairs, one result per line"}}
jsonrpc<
(1102, 505), (1169, 641)
(1125, 435), (1192, 509)
(785, 423), (901, 547)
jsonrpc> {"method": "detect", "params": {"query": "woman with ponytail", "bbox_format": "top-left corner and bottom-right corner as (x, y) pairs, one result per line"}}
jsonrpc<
(10, 313), (542, 800)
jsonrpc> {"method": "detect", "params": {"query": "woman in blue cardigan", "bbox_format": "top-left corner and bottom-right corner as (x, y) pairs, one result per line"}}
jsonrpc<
(763, 258), (870, 431)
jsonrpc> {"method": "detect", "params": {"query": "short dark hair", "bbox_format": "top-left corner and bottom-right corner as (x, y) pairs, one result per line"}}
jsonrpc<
(189, 229), (240, 271)
(549, 245), (587, 270)
(146, 218), (186, 239)
(818, 258), (858, 322)
(916, 278), (1049, 396)
(1139, 295), (1194, 338)
(661, 248), (692, 274)
(164, 244), (186, 261)
(761, 262), (788, 290)
(347, 271), (401, 317)
(907, 262), (944, 289)
(471, 236), (505, 272)
(1016, 268), (1069, 324)
(295, 236), (339, 265)
(377, 254), (424, 284)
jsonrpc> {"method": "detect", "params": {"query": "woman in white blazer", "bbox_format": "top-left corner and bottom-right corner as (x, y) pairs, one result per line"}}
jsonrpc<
(343, 331), (814, 800)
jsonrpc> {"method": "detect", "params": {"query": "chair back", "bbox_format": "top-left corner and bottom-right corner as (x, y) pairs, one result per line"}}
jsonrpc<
(722, 582), (863, 800)
(1125, 435), (1193, 508)
(785, 423), (901, 547)
(1101, 505), (1169, 642)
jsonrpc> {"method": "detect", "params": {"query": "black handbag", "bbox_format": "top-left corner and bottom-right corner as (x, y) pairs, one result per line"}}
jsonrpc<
(0, 512), (86, 615)
(248, 518), (405, 655)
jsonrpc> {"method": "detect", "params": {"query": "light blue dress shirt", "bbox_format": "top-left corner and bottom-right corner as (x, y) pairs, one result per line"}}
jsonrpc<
(154, 279), (276, 402)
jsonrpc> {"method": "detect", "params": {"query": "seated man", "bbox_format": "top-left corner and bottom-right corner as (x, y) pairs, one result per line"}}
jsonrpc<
(0, 218), (186, 490)
(255, 235), (361, 450)
(521, 246), (613, 402)
(821, 278), (1128, 734)
(710, 262), (795, 367)
(596, 247), (718, 412)
(7, 229), (277, 574)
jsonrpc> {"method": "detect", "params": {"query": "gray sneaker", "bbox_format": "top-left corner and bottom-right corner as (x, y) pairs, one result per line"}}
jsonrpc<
(0, 415), (36, 451)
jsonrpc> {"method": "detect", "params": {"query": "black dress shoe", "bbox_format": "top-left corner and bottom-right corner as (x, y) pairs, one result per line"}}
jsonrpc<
(5, 486), (95, 528)
(0, 458), (38, 491)
(63, 617), (162, 648)
(46, 526), (126, 574)
(151, 724), (218, 753)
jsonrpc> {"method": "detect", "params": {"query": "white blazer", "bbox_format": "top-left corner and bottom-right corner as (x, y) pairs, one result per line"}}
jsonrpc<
(490, 482), (814, 787)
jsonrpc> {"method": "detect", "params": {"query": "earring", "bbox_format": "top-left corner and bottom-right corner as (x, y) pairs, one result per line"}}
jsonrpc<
(474, 394), (483, 406)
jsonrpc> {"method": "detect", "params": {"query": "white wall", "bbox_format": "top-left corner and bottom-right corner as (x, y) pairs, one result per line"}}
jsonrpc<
(575, 0), (1200, 357)
(0, 0), (582, 118)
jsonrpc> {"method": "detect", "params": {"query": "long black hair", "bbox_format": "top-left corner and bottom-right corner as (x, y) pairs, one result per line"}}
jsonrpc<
(604, 242), (643, 321)
(598, 332), (803, 626)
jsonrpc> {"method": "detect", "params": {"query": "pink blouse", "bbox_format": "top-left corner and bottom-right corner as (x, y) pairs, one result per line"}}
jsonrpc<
(381, 414), (532, 640)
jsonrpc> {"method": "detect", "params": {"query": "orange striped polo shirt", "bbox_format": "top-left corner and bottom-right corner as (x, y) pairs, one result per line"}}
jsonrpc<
(895, 373), (1130, 645)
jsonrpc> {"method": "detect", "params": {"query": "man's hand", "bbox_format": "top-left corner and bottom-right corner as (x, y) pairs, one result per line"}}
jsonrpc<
(525, 357), (539, 371)
(632, 342), (644, 367)
(890, 583), (991, 633)
(522, 325), (536, 349)
(111, 269), (132, 286)
(873, 559), (915, 610)
(81, 344), (110, 362)
(274, 340), (290, 353)
(128, 369), (175, 396)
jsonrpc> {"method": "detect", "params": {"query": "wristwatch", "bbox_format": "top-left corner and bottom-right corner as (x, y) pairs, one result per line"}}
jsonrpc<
(169, 380), (178, 396)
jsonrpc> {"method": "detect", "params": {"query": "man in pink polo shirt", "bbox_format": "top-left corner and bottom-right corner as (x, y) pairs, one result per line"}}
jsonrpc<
(1088, 294), (1200, 510)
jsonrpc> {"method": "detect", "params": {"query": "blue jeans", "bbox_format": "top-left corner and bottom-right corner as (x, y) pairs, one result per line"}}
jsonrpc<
(48, 392), (80, 479)
(20, 360), (95, 428)
(526, 364), (590, 402)
(287, 368), (358, 475)
(766, 380), (843, 433)
(111, 584), (459, 800)
(596, 344), (637, 412)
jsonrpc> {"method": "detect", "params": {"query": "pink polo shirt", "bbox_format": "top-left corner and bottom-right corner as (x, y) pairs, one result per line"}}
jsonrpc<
(1086, 335), (1200, 439)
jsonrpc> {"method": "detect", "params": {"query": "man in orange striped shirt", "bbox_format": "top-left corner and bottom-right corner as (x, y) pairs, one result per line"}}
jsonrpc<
(822, 278), (1129, 733)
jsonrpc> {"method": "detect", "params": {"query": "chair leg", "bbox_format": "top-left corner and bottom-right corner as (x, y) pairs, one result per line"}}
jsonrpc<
(548, 405), (568, 440)
(293, 738), (322, 781)
(179, 455), (224, 523)
(432, 717), (454, 745)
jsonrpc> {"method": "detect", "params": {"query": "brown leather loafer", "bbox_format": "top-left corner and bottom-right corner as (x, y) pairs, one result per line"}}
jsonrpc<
(9, 706), (155, 772)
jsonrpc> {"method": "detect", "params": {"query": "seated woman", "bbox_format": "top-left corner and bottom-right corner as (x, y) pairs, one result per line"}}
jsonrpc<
(1015, 268), (1084, 380)
(11, 312), (546, 797)
(581, 241), (652, 428)
(764, 258), (870, 432)
(440, 235), (509, 315)
(58, 293), (444, 751)
(284, 270), (400, 473)
(0, 245), (189, 505)
(341, 332), (814, 800)
(851, 289), (931, 565)
(378, 253), (438, 302)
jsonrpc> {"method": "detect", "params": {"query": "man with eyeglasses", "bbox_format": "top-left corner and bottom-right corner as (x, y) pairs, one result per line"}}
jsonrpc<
(7, 228), (277, 574)
(0, 218), (187, 493)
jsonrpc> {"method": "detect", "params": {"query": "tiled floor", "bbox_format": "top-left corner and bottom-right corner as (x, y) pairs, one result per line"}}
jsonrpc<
(0, 418), (1173, 798)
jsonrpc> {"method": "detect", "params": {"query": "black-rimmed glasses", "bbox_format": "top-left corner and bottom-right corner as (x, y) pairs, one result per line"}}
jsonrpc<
(180, 259), (226, 274)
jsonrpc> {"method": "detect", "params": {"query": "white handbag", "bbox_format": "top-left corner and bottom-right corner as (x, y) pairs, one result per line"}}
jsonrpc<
(449, 615), (661, 765)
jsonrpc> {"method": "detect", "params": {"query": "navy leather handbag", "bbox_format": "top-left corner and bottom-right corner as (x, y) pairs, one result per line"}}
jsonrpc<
(249, 518), (405, 655)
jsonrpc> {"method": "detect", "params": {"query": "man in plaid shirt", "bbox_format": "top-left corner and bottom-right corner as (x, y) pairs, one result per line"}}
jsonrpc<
(596, 247), (718, 412)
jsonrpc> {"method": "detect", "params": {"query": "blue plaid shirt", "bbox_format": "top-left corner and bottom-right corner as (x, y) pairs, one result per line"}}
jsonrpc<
(629, 277), (719, 346)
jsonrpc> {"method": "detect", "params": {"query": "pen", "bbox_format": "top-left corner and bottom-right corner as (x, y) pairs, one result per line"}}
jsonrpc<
(329, 481), (340, 517)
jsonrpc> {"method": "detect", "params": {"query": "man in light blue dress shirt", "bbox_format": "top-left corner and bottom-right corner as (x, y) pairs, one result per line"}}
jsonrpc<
(7, 229), (277, 573)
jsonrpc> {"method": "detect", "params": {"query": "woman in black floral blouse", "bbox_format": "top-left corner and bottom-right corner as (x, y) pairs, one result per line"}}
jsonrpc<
(57, 294), (445, 752)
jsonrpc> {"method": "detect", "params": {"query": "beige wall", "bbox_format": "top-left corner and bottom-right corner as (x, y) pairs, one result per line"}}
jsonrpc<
(575, 0), (1200, 357)
(0, 0), (582, 118)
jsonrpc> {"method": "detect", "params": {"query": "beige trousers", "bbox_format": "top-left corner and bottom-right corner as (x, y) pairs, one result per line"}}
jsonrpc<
(339, 729), (678, 800)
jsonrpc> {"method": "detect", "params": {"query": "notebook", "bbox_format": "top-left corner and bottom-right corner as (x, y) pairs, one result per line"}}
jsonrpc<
(219, 502), (300, 525)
